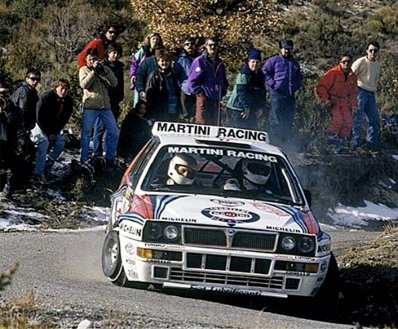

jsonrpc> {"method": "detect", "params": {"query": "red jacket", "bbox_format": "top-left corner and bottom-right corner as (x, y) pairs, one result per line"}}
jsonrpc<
(77, 38), (106, 67)
(316, 64), (358, 109)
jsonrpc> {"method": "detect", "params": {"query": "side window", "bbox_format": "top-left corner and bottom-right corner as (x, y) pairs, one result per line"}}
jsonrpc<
(128, 140), (158, 190)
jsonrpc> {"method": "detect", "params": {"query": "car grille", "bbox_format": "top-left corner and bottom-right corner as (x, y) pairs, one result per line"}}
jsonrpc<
(183, 226), (277, 251)
(186, 253), (271, 274)
(169, 268), (284, 289)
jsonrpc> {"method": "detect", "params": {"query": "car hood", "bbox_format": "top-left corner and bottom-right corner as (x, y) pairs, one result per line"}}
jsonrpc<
(145, 194), (320, 235)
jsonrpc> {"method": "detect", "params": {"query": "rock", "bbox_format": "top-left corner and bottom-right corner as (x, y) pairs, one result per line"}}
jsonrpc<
(77, 319), (93, 329)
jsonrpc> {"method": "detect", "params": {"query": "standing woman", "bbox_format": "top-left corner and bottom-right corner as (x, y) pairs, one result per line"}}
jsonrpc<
(129, 33), (164, 105)
(226, 48), (266, 129)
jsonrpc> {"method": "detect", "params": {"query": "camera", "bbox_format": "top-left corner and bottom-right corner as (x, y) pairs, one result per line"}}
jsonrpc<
(94, 61), (105, 74)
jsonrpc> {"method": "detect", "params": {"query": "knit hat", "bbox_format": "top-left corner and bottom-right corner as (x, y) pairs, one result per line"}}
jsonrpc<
(248, 48), (262, 61)
(280, 40), (294, 49)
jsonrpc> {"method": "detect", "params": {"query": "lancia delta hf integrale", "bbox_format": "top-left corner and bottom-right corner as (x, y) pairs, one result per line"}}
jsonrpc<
(102, 122), (337, 301)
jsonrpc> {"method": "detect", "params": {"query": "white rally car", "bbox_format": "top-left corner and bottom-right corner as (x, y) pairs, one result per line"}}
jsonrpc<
(102, 122), (337, 301)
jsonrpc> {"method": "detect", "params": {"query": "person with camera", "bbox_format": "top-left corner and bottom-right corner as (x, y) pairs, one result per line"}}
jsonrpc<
(79, 48), (118, 167)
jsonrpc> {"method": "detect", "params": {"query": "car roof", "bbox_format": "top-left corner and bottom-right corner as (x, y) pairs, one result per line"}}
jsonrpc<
(151, 122), (285, 156)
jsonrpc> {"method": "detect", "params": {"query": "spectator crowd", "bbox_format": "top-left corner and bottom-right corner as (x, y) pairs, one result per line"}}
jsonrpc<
(0, 22), (383, 198)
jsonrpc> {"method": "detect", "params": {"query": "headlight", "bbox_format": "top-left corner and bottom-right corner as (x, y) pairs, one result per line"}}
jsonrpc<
(164, 225), (179, 241)
(148, 223), (162, 240)
(299, 237), (315, 253)
(281, 236), (296, 251)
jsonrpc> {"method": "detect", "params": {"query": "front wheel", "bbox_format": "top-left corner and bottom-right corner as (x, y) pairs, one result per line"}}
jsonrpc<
(102, 231), (129, 286)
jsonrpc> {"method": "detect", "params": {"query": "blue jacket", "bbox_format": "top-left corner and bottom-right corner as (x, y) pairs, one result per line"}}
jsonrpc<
(188, 52), (228, 101)
(262, 54), (303, 96)
(227, 64), (266, 112)
(135, 56), (158, 93)
(174, 49), (199, 95)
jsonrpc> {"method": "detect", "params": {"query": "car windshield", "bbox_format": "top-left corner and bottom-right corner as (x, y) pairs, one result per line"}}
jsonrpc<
(141, 145), (304, 205)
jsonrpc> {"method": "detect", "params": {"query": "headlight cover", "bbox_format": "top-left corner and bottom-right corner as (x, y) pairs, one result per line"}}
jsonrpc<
(281, 236), (296, 251)
(164, 225), (179, 241)
(299, 236), (315, 253)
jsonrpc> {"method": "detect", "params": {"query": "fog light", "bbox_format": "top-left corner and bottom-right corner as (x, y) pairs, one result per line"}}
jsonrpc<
(320, 260), (328, 272)
(137, 247), (153, 259)
(304, 263), (319, 273)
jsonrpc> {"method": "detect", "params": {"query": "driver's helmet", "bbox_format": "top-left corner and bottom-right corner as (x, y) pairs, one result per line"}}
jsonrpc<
(167, 154), (198, 185)
(241, 159), (271, 186)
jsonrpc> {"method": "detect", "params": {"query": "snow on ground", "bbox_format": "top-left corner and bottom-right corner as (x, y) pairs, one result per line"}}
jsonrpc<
(327, 200), (398, 229)
(2, 198), (398, 232)
(0, 202), (109, 232)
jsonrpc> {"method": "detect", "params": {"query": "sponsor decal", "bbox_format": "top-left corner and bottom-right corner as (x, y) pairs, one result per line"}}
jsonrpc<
(144, 243), (166, 248)
(167, 146), (276, 162)
(159, 217), (197, 223)
(120, 222), (142, 237)
(154, 122), (269, 143)
(191, 285), (267, 296)
(265, 225), (301, 233)
(146, 259), (171, 264)
(211, 199), (245, 207)
(125, 258), (136, 266)
(202, 207), (259, 225)
(252, 202), (289, 216)
(286, 271), (311, 276)
(127, 269), (138, 279)
(125, 243), (135, 255)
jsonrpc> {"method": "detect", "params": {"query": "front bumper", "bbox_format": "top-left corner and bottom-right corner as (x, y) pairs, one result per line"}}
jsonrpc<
(119, 234), (331, 298)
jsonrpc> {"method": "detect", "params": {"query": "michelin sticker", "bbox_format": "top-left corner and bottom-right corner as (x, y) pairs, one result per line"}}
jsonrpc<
(202, 207), (259, 224)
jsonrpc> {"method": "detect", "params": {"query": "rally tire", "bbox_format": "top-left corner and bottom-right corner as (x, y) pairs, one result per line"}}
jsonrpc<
(102, 231), (129, 286)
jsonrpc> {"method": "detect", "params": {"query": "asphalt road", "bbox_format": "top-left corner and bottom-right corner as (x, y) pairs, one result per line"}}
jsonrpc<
(0, 228), (379, 328)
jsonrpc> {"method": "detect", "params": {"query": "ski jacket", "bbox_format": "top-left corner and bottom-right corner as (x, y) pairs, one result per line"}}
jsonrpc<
(262, 54), (303, 96)
(227, 64), (266, 112)
(188, 52), (228, 101)
(174, 49), (199, 95)
(77, 37), (106, 67)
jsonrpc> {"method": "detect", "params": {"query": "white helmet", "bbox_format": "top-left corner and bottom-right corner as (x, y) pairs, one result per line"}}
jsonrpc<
(168, 154), (198, 185)
(241, 160), (271, 186)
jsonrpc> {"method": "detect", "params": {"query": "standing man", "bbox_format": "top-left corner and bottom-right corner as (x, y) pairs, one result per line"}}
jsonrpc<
(79, 48), (119, 167)
(0, 80), (23, 198)
(10, 68), (41, 187)
(351, 41), (381, 153)
(316, 54), (358, 153)
(188, 37), (228, 125)
(77, 23), (120, 67)
(93, 42), (124, 158)
(262, 40), (303, 145)
(174, 37), (199, 122)
(31, 79), (73, 184)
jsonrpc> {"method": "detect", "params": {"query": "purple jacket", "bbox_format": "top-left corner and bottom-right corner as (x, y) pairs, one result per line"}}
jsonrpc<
(188, 52), (228, 101)
(262, 54), (303, 96)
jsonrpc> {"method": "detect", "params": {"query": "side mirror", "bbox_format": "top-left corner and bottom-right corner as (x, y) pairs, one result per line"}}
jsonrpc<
(304, 189), (312, 208)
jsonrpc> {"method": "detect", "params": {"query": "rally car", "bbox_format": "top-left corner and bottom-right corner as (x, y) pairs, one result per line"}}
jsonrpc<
(102, 122), (337, 301)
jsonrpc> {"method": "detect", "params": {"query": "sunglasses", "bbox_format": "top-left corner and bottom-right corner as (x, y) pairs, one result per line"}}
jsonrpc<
(368, 48), (378, 53)
(107, 30), (117, 34)
(207, 43), (217, 47)
(28, 76), (40, 81)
